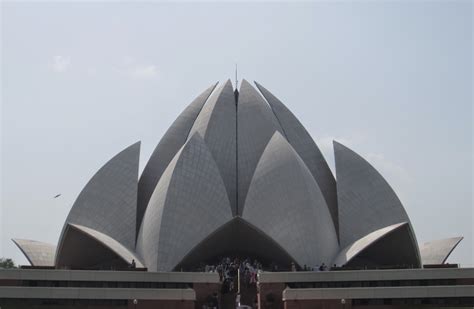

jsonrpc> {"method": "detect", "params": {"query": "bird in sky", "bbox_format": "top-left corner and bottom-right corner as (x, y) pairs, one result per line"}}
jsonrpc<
(53, 194), (61, 199)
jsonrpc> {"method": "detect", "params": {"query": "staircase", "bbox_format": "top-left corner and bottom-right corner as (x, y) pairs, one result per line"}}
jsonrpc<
(219, 277), (258, 309)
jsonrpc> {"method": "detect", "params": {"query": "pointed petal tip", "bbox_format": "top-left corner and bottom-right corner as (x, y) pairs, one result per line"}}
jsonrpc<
(253, 81), (264, 89)
(207, 81), (219, 91)
(221, 79), (235, 91)
(121, 141), (141, 155)
(333, 140), (352, 152)
(333, 140), (345, 150)
(123, 141), (141, 152)
(270, 130), (286, 143)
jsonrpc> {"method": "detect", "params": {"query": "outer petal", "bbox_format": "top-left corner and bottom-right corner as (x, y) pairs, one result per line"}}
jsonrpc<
(137, 83), (217, 234)
(56, 141), (140, 266)
(237, 79), (283, 215)
(255, 82), (338, 237)
(56, 224), (143, 269)
(188, 80), (237, 215)
(243, 132), (339, 267)
(420, 237), (464, 265)
(12, 239), (55, 267)
(334, 141), (416, 249)
(136, 133), (233, 271)
(333, 222), (420, 268)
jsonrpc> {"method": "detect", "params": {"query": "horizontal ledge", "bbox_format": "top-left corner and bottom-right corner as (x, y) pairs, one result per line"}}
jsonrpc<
(258, 268), (474, 283)
(282, 285), (474, 300)
(0, 287), (196, 300)
(0, 269), (220, 284)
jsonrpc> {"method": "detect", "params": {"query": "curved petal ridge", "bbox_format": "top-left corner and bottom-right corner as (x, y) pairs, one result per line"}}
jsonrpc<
(188, 80), (237, 215)
(237, 79), (284, 215)
(69, 224), (143, 267)
(56, 223), (143, 269)
(136, 142), (178, 270)
(420, 237), (464, 265)
(243, 132), (339, 267)
(12, 239), (55, 267)
(137, 133), (233, 271)
(334, 222), (421, 268)
(334, 141), (415, 248)
(137, 83), (218, 235)
(333, 222), (407, 266)
(57, 141), (140, 262)
(255, 81), (338, 236)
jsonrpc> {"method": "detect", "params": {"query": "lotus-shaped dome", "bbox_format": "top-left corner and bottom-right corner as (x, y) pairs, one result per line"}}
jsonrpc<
(13, 80), (463, 271)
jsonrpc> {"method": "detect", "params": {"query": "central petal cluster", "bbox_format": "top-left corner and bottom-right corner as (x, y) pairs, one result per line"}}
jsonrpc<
(22, 79), (434, 272)
(135, 80), (341, 271)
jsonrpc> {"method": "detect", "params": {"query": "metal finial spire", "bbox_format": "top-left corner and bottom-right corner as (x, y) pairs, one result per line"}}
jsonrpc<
(235, 63), (238, 90)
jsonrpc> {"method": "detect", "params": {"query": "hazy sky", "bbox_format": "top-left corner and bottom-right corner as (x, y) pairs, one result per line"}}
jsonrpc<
(1, 1), (472, 266)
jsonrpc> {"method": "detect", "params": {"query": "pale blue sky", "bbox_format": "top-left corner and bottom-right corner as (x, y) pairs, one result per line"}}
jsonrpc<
(1, 1), (472, 266)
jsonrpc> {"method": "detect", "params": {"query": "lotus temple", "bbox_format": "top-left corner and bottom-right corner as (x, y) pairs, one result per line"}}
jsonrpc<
(1, 80), (472, 309)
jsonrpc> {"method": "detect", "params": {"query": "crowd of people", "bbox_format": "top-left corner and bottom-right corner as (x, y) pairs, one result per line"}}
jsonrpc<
(197, 258), (337, 275)
(298, 262), (336, 272)
(198, 258), (337, 309)
(202, 257), (262, 293)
